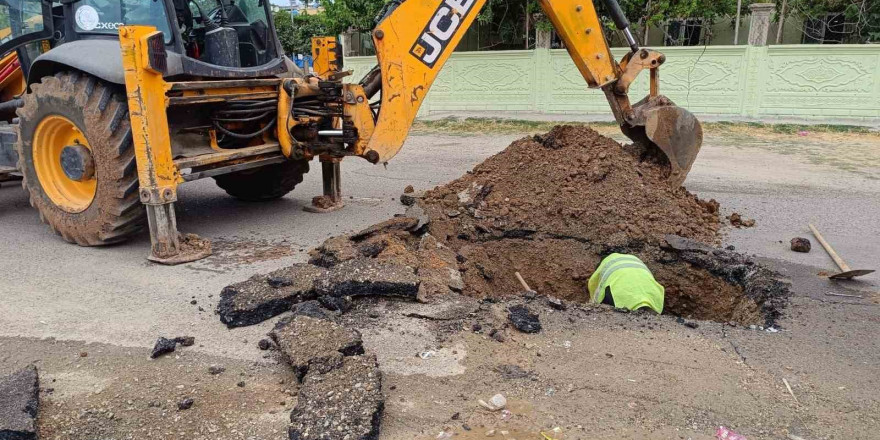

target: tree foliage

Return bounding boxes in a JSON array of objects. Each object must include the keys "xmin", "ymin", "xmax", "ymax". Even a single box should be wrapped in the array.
[
  {"xmin": 778, "ymin": 0, "xmax": 880, "ymax": 42},
  {"xmin": 318, "ymin": 0, "xmax": 387, "ymax": 35},
  {"xmin": 276, "ymin": 0, "xmax": 878, "ymax": 52},
  {"xmin": 274, "ymin": 10, "xmax": 329, "ymax": 55}
]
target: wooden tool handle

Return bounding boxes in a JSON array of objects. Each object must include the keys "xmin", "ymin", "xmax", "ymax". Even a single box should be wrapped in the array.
[
  {"xmin": 514, "ymin": 271, "xmax": 532, "ymax": 291},
  {"xmin": 809, "ymin": 224, "xmax": 851, "ymax": 272}
]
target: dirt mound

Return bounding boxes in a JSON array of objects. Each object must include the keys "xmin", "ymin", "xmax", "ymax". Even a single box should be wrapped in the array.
[
  {"xmin": 310, "ymin": 126, "xmax": 788, "ymax": 325},
  {"xmin": 422, "ymin": 125, "xmax": 720, "ymax": 246}
]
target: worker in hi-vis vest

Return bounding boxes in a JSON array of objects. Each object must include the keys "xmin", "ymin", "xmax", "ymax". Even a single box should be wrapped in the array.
[{"xmin": 588, "ymin": 253, "xmax": 665, "ymax": 313}]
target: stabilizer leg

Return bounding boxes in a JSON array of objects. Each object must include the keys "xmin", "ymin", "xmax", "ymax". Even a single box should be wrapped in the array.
[
  {"xmin": 304, "ymin": 157, "xmax": 344, "ymax": 213},
  {"xmin": 145, "ymin": 200, "xmax": 211, "ymax": 265}
]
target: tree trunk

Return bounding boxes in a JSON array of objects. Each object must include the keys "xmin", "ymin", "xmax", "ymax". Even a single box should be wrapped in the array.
[
  {"xmin": 734, "ymin": 0, "xmax": 742, "ymax": 44},
  {"xmin": 775, "ymin": 0, "xmax": 787, "ymax": 44}
]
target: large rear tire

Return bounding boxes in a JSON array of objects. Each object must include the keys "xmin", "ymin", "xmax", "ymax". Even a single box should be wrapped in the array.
[
  {"xmin": 213, "ymin": 160, "xmax": 309, "ymax": 201},
  {"xmin": 16, "ymin": 72, "xmax": 145, "ymax": 245}
]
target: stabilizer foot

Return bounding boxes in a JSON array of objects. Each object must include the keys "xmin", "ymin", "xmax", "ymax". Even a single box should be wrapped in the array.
[
  {"xmin": 146, "ymin": 202, "xmax": 212, "ymax": 265},
  {"xmin": 304, "ymin": 158, "xmax": 344, "ymax": 213}
]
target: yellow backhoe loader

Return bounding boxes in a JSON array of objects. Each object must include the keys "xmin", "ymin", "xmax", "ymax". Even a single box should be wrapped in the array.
[{"xmin": 0, "ymin": 0, "xmax": 701, "ymax": 264}]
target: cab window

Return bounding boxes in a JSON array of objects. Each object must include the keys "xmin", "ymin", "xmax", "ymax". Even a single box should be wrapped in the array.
[
  {"xmin": 0, "ymin": 0, "xmax": 45, "ymax": 45},
  {"xmin": 71, "ymin": 0, "xmax": 172, "ymax": 43}
]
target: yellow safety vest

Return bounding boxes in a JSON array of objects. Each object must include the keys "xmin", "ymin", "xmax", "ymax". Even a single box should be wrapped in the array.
[{"xmin": 588, "ymin": 253, "xmax": 664, "ymax": 314}]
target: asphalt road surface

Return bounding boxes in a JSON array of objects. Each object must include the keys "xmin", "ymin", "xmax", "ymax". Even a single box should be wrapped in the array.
[
  {"xmin": 2, "ymin": 127, "xmax": 879, "ymax": 439},
  {"xmin": 1, "ymin": 130, "xmax": 878, "ymax": 360}
]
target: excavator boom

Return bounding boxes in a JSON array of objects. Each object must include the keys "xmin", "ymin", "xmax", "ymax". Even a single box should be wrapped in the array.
[{"xmin": 359, "ymin": 0, "xmax": 703, "ymax": 185}]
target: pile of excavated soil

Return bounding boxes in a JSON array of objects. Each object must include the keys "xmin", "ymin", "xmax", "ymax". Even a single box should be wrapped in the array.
[
  {"xmin": 309, "ymin": 126, "xmax": 788, "ymax": 326},
  {"xmin": 422, "ymin": 125, "xmax": 721, "ymax": 246}
]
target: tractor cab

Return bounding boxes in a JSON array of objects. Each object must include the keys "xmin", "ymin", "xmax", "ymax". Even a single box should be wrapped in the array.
[{"xmin": 0, "ymin": 0, "xmax": 294, "ymax": 83}]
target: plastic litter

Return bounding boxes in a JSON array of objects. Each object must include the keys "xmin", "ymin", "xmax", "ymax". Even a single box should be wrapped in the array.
[
  {"xmin": 541, "ymin": 427, "xmax": 564, "ymax": 439},
  {"xmin": 418, "ymin": 350, "xmax": 436, "ymax": 359},
  {"xmin": 716, "ymin": 426, "xmax": 747, "ymax": 440}
]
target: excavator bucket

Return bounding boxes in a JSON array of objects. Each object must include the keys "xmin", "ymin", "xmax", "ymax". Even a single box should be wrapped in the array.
[{"xmin": 622, "ymin": 96, "xmax": 703, "ymax": 187}]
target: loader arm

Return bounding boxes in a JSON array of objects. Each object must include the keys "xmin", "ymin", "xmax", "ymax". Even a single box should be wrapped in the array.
[{"xmin": 359, "ymin": 0, "xmax": 702, "ymax": 185}]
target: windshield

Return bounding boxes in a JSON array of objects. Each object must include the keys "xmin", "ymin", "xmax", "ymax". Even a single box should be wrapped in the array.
[
  {"xmin": 0, "ymin": 0, "xmax": 45, "ymax": 45},
  {"xmin": 190, "ymin": 0, "xmax": 270, "ymax": 27},
  {"xmin": 72, "ymin": 0, "xmax": 172, "ymax": 43}
]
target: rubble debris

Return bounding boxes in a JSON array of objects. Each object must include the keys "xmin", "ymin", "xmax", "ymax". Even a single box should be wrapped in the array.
[
  {"xmin": 351, "ymin": 217, "xmax": 419, "ymax": 241},
  {"xmin": 508, "ymin": 305, "xmax": 542, "ymax": 333},
  {"xmin": 402, "ymin": 299, "xmax": 480, "ymax": 321},
  {"xmin": 288, "ymin": 355, "xmax": 384, "ymax": 440},
  {"xmin": 0, "ymin": 365, "xmax": 39, "ymax": 440},
  {"xmin": 308, "ymin": 235, "xmax": 362, "ymax": 267},
  {"xmin": 728, "ymin": 213, "xmax": 756, "ymax": 228},
  {"xmin": 319, "ymin": 295, "xmax": 352, "ymax": 313},
  {"xmin": 400, "ymin": 190, "xmax": 425, "ymax": 206},
  {"xmin": 405, "ymin": 204, "xmax": 431, "ymax": 231},
  {"xmin": 547, "ymin": 296, "xmax": 567, "ymax": 310},
  {"xmin": 292, "ymin": 300, "xmax": 332, "ymax": 320},
  {"xmin": 268, "ymin": 275, "xmax": 294, "ymax": 288},
  {"xmin": 270, "ymin": 315, "xmax": 364, "ymax": 382},
  {"xmin": 217, "ymin": 263, "xmax": 327, "ymax": 327},
  {"xmin": 478, "ymin": 394, "xmax": 507, "ymax": 411},
  {"xmin": 488, "ymin": 329, "xmax": 506, "ymax": 343},
  {"xmin": 676, "ymin": 316, "xmax": 699, "ymax": 329},
  {"xmin": 150, "ymin": 337, "xmax": 178, "ymax": 359},
  {"xmin": 314, "ymin": 259, "xmax": 420, "ymax": 300},
  {"xmin": 494, "ymin": 364, "xmax": 532, "ymax": 380},
  {"xmin": 177, "ymin": 398, "xmax": 194, "ymax": 411},
  {"xmin": 791, "ymin": 237, "xmax": 812, "ymax": 253},
  {"xmin": 174, "ymin": 336, "xmax": 195, "ymax": 347},
  {"xmin": 230, "ymin": 126, "xmax": 789, "ymax": 328}
]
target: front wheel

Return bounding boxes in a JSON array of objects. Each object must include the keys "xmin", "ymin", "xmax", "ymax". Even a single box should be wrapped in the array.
[{"xmin": 16, "ymin": 72, "xmax": 145, "ymax": 245}]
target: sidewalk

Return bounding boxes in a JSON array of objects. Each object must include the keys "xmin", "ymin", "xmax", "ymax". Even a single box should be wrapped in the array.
[{"xmin": 420, "ymin": 111, "xmax": 880, "ymax": 130}]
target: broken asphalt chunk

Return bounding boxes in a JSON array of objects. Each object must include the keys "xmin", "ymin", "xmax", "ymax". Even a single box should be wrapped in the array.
[
  {"xmin": 270, "ymin": 315, "xmax": 364, "ymax": 382},
  {"xmin": 150, "ymin": 337, "xmax": 177, "ymax": 359},
  {"xmin": 292, "ymin": 300, "xmax": 333, "ymax": 320},
  {"xmin": 318, "ymin": 295, "xmax": 352, "ymax": 313},
  {"xmin": 351, "ymin": 217, "xmax": 419, "ymax": 241},
  {"xmin": 218, "ymin": 263, "xmax": 327, "ymax": 328},
  {"xmin": 0, "ymin": 365, "xmax": 39, "ymax": 440},
  {"xmin": 404, "ymin": 203, "xmax": 430, "ymax": 231},
  {"xmin": 174, "ymin": 336, "xmax": 195, "ymax": 347},
  {"xmin": 547, "ymin": 296, "xmax": 567, "ymax": 310},
  {"xmin": 314, "ymin": 259, "xmax": 420, "ymax": 300},
  {"xmin": 508, "ymin": 305, "xmax": 542, "ymax": 333},
  {"xmin": 288, "ymin": 355, "xmax": 383, "ymax": 440},
  {"xmin": 400, "ymin": 190, "xmax": 425, "ymax": 206}
]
